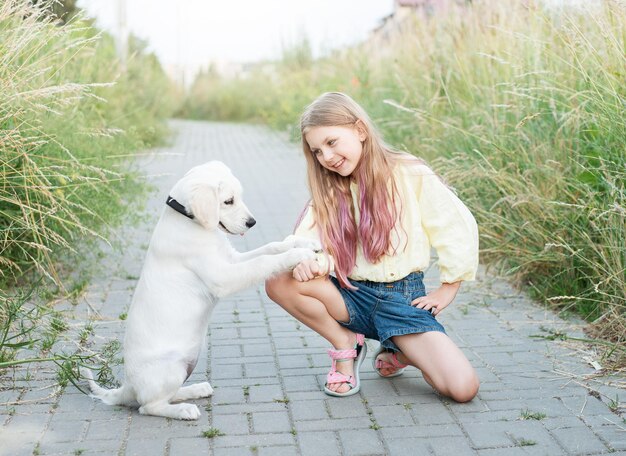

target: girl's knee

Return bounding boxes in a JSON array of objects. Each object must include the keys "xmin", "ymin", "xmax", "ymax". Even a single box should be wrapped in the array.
[
  {"xmin": 448, "ymin": 372, "xmax": 479, "ymax": 403},
  {"xmin": 265, "ymin": 272, "xmax": 295, "ymax": 302}
]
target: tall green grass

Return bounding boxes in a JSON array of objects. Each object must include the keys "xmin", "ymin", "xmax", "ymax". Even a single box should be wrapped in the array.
[
  {"xmin": 181, "ymin": 0, "xmax": 625, "ymax": 363},
  {"xmin": 1, "ymin": 1, "xmax": 175, "ymax": 286},
  {"xmin": 0, "ymin": 0, "xmax": 176, "ymax": 371}
]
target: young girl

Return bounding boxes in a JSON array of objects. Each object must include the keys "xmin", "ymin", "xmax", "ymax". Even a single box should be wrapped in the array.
[{"xmin": 265, "ymin": 92, "xmax": 479, "ymax": 401}]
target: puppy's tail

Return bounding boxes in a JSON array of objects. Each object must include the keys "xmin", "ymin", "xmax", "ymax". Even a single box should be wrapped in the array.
[{"xmin": 81, "ymin": 368, "xmax": 135, "ymax": 406}]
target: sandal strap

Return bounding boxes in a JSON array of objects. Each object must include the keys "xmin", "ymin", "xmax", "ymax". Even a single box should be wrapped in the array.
[
  {"xmin": 391, "ymin": 353, "xmax": 408, "ymax": 368},
  {"xmin": 375, "ymin": 352, "xmax": 408, "ymax": 369},
  {"xmin": 327, "ymin": 333, "xmax": 365, "ymax": 360},
  {"xmin": 326, "ymin": 370, "xmax": 355, "ymax": 387},
  {"xmin": 327, "ymin": 348, "xmax": 357, "ymax": 360}
]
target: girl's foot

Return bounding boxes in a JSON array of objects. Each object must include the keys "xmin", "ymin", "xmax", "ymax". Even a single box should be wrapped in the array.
[
  {"xmin": 326, "ymin": 358, "xmax": 354, "ymax": 394},
  {"xmin": 325, "ymin": 333, "xmax": 366, "ymax": 396},
  {"xmin": 373, "ymin": 348, "xmax": 409, "ymax": 378}
]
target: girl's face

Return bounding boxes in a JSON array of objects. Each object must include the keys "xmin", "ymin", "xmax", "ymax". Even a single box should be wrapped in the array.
[{"xmin": 305, "ymin": 124, "xmax": 367, "ymax": 177}]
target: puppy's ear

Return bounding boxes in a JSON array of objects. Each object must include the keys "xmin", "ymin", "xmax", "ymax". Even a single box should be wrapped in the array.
[{"xmin": 189, "ymin": 183, "xmax": 219, "ymax": 229}]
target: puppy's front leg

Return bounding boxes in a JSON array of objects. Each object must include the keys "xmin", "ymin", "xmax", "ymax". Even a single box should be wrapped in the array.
[
  {"xmin": 195, "ymin": 248, "xmax": 315, "ymax": 297},
  {"xmin": 232, "ymin": 241, "xmax": 291, "ymax": 262},
  {"xmin": 233, "ymin": 235, "xmax": 321, "ymax": 262}
]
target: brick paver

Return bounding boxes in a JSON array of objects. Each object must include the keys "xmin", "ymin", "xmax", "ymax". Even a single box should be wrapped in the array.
[{"xmin": 0, "ymin": 120, "xmax": 623, "ymax": 455}]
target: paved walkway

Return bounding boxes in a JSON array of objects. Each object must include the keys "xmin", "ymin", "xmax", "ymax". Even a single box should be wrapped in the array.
[{"xmin": 0, "ymin": 119, "xmax": 624, "ymax": 455}]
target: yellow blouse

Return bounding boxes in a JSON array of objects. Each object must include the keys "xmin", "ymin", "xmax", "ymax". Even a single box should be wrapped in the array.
[{"xmin": 294, "ymin": 163, "xmax": 479, "ymax": 284}]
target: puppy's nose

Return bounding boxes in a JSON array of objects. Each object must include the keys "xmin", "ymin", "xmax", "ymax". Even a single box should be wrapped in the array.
[{"xmin": 245, "ymin": 217, "xmax": 256, "ymax": 228}]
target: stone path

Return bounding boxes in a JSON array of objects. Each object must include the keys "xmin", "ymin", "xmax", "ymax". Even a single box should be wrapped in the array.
[{"xmin": 0, "ymin": 119, "xmax": 624, "ymax": 455}]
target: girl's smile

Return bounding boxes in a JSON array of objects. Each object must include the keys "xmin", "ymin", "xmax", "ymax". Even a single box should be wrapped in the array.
[
  {"xmin": 330, "ymin": 157, "xmax": 345, "ymax": 170},
  {"xmin": 305, "ymin": 124, "xmax": 367, "ymax": 177}
]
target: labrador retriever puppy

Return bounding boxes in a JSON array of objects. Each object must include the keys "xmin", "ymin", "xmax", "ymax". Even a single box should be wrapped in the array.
[{"xmin": 83, "ymin": 161, "xmax": 317, "ymax": 420}]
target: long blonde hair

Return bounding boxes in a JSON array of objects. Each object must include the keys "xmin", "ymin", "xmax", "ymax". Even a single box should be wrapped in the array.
[{"xmin": 300, "ymin": 92, "xmax": 413, "ymax": 288}]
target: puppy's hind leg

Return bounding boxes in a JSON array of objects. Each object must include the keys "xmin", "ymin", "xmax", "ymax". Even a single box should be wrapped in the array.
[
  {"xmin": 139, "ymin": 400, "xmax": 201, "ymax": 421},
  {"xmin": 171, "ymin": 382, "xmax": 213, "ymax": 402},
  {"xmin": 134, "ymin": 361, "xmax": 201, "ymax": 420}
]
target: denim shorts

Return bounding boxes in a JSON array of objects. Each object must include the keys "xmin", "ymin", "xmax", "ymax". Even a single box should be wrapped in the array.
[{"xmin": 330, "ymin": 271, "xmax": 446, "ymax": 352}]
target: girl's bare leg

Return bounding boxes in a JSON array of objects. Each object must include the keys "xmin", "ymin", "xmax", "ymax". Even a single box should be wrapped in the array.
[
  {"xmin": 265, "ymin": 272, "xmax": 356, "ymax": 394},
  {"xmin": 386, "ymin": 332, "xmax": 479, "ymax": 402}
]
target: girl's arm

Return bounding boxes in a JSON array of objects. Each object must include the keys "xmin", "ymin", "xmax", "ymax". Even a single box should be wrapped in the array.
[
  {"xmin": 411, "ymin": 281, "xmax": 461, "ymax": 316},
  {"xmin": 415, "ymin": 166, "xmax": 479, "ymax": 285},
  {"xmin": 292, "ymin": 203, "xmax": 335, "ymax": 280}
]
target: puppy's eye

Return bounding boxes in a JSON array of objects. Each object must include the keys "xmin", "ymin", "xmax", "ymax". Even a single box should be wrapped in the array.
[{"xmin": 224, "ymin": 197, "xmax": 234, "ymax": 205}]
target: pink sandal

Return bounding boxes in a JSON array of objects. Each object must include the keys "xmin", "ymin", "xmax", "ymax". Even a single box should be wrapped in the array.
[
  {"xmin": 373, "ymin": 345, "xmax": 408, "ymax": 378},
  {"xmin": 324, "ymin": 334, "xmax": 367, "ymax": 397}
]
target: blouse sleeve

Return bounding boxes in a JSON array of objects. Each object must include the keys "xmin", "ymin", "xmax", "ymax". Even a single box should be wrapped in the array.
[
  {"xmin": 415, "ymin": 166, "xmax": 479, "ymax": 283},
  {"xmin": 293, "ymin": 204, "xmax": 335, "ymax": 275}
]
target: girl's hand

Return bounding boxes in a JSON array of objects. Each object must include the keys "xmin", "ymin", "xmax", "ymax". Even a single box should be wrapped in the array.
[
  {"xmin": 411, "ymin": 282, "xmax": 461, "ymax": 316},
  {"xmin": 292, "ymin": 258, "xmax": 323, "ymax": 282}
]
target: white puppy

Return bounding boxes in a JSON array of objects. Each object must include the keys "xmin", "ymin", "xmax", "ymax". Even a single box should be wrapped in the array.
[{"xmin": 84, "ymin": 161, "xmax": 317, "ymax": 420}]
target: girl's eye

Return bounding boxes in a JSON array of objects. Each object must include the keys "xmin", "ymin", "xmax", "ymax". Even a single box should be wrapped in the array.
[
  {"xmin": 224, "ymin": 198, "xmax": 234, "ymax": 205},
  {"xmin": 328, "ymin": 139, "xmax": 336, "ymax": 146},
  {"xmin": 312, "ymin": 149, "xmax": 322, "ymax": 155}
]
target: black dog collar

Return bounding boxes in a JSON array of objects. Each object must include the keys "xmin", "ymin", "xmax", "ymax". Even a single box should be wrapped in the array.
[{"xmin": 166, "ymin": 196, "xmax": 194, "ymax": 219}]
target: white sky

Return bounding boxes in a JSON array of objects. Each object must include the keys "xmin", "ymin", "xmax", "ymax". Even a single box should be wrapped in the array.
[{"xmin": 77, "ymin": 0, "xmax": 395, "ymax": 66}]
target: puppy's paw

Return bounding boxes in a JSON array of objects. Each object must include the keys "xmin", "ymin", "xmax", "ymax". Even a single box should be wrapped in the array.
[
  {"xmin": 283, "ymin": 247, "xmax": 316, "ymax": 268},
  {"xmin": 138, "ymin": 402, "xmax": 201, "ymax": 420},
  {"xmin": 284, "ymin": 235, "xmax": 321, "ymax": 252},
  {"xmin": 177, "ymin": 403, "xmax": 201, "ymax": 420},
  {"xmin": 195, "ymin": 382, "xmax": 213, "ymax": 398}
]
